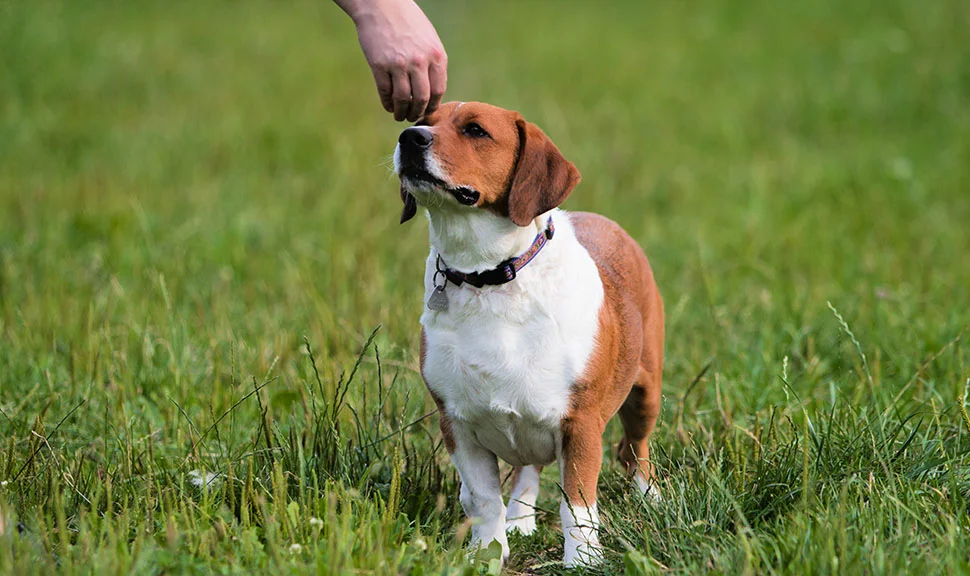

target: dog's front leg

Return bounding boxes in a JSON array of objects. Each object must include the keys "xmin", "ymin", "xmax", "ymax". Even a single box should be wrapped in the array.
[
  {"xmin": 559, "ymin": 416, "xmax": 606, "ymax": 567},
  {"xmin": 451, "ymin": 427, "xmax": 509, "ymax": 563}
]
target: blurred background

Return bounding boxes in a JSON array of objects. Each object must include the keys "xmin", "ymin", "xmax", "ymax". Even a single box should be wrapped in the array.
[{"xmin": 1, "ymin": 0, "xmax": 969, "ymax": 572}]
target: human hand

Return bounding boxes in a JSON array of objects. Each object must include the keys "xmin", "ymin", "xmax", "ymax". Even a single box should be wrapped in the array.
[{"xmin": 339, "ymin": 0, "xmax": 448, "ymax": 121}]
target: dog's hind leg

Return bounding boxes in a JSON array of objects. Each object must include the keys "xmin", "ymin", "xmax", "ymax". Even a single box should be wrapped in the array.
[
  {"xmin": 506, "ymin": 465, "xmax": 542, "ymax": 535},
  {"xmin": 617, "ymin": 369, "xmax": 661, "ymax": 497},
  {"xmin": 618, "ymin": 292, "xmax": 664, "ymax": 498}
]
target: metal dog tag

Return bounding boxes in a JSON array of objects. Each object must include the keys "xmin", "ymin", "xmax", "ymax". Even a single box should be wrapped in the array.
[{"xmin": 427, "ymin": 285, "xmax": 449, "ymax": 311}]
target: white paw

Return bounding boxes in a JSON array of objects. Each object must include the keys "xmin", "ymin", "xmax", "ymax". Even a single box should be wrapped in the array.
[
  {"xmin": 466, "ymin": 541, "xmax": 509, "ymax": 567},
  {"xmin": 505, "ymin": 513, "xmax": 537, "ymax": 535},
  {"xmin": 561, "ymin": 501, "xmax": 602, "ymax": 567},
  {"xmin": 563, "ymin": 534, "xmax": 603, "ymax": 567},
  {"xmin": 468, "ymin": 528, "xmax": 509, "ymax": 565},
  {"xmin": 635, "ymin": 474, "xmax": 662, "ymax": 502}
]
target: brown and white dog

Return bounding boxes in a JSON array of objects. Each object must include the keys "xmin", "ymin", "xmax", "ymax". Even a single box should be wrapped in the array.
[{"xmin": 394, "ymin": 102, "xmax": 663, "ymax": 567}]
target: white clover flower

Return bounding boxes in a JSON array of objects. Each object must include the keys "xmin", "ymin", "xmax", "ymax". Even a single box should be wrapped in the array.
[
  {"xmin": 309, "ymin": 517, "xmax": 324, "ymax": 528},
  {"xmin": 414, "ymin": 538, "xmax": 428, "ymax": 551},
  {"xmin": 0, "ymin": 480, "xmax": 8, "ymax": 488},
  {"xmin": 289, "ymin": 543, "xmax": 303, "ymax": 554}
]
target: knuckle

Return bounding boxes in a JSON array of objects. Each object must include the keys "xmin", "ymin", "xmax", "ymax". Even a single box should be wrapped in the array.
[{"xmin": 374, "ymin": 52, "xmax": 393, "ymax": 67}]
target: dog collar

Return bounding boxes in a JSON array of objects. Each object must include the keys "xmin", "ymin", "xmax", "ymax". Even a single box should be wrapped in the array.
[{"xmin": 438, "ymin": 217, "xmax": 555, "ymax": 289}]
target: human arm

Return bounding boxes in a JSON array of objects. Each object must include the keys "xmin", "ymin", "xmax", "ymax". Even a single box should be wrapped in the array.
[{"xmin": 334, "ymin": 0, "xmax": 448, "ymax": 121}]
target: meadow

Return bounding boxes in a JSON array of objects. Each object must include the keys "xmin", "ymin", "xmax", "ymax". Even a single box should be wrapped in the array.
[{"xmin": 1, "ymin": 0, "xmax": 969, "ymax": 573}]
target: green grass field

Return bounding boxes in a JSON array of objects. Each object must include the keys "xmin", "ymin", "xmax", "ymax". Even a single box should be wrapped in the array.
[{"xmin": 2, "ymin": 0, "xmax": 969, "ymax": 573}]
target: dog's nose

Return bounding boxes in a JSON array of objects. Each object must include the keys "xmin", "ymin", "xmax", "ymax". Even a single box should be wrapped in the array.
[{"xmin": 399, "ymin": 127, "xmax": 433, "ymax": 149}]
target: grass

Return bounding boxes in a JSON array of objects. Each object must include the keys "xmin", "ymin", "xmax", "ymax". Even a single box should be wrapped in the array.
[{"xmin": 1, "ymin": 0, "xmax": 969, "ymax": 573}]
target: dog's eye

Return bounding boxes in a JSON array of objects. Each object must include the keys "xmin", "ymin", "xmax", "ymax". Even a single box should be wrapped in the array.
[{"xmin": 462, "ymin": 123, "xmax": 489, "ymax": 139}]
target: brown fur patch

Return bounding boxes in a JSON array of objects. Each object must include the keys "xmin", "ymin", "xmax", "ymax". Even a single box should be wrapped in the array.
[
  {"xmin": 414, "ymin": 102, "xmax": 579, "ymax": 224},
  {"xmin": 419, "ymin": 102, "xmax": 520, "ymax": 209},
  {"xmin": 506, "ymin": 118, "xmax": 581, "ymax": 226},
  {"xmin": 560, "ymin": 212, "xmax": 664, "ymax": 504}
]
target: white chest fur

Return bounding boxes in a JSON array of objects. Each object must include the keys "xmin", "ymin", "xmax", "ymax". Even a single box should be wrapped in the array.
[{"xmin": 420, "ymin": 210, "xmax": 604, "ymax": 466}]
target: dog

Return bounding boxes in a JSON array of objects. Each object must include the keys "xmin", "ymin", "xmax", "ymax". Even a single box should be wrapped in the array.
[{"xmin": 394, "ymin": 101, "xmax": 664, "ymax": 567}]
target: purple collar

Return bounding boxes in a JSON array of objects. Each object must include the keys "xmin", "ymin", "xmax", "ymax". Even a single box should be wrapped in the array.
[{"xmin": 437, "ymin": 217, "xmax": 555, "ymax": 288}]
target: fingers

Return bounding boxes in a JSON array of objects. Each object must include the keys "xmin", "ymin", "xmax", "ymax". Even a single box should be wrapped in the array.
[
  {"xmin": 427, "ymin": 59, "xmax": 447, "ymax": 114},
  {"xmin": 372, "ymin": 49, "xmax": 446, "ymax": 122},
  {"xmin": 372, "ymin": 68, "xmax": 394, "ymax": 113},
  {"xmin": 407, "ymin": 67, "xmax": 431, "ymax": 122},
  {"xmin": 390, "ymin": 68, "xmax": 411, "ymax": 122}
]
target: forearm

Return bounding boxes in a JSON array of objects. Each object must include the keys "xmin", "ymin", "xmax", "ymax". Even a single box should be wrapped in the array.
[{"xmin": 333, "ymin": 0, "xmax": 394, "ymax": 25}]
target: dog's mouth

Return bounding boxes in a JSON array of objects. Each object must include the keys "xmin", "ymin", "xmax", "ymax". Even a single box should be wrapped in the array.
[
  {"xmin": 401, "ymin": 166, "xmax": 446, "ymax": 187},
  {"xmin": 400, "ymin": 167, "xmax": 481, "ymax": 206}
]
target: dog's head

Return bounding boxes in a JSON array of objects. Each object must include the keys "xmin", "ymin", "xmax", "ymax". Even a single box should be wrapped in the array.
[{"xmin": 394, "ymin": 102, "xmax": 581, "ymax": 226}]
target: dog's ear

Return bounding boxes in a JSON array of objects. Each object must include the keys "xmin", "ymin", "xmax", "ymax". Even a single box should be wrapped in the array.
[
  {"xmin": 400, "ymin": 183, "xmax": 417, "ymax": 224},
  {"xmin": 507, "ymin": 117, "xmax": 581, "ymax": 227}
]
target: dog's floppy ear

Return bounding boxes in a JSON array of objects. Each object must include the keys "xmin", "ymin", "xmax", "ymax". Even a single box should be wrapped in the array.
[
  {"xmin": 507, "ymin": 116, "xmax": 581, "ymax": 227},
  {"xmin": 400, "ymin": 183, "xmax": 417, "ymax": 224}
]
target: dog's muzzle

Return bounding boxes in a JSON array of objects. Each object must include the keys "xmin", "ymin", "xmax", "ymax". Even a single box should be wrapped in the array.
[{"xmin": 397, "ymin": 127, "xmax": 480, "ymax": 206}]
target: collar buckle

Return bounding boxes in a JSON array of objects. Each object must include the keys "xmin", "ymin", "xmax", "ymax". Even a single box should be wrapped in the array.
[{"xmin": 500, "ymin": 262, "xmax": 517, "ymax": 282}]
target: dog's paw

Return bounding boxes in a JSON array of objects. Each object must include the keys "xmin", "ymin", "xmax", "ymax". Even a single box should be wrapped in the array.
[
  {"xmin": 635, "ymin": 474, "xmax": 662, "ymax": 502},
  {"xmin": 467, "ymin": 534, "xmax": 509, "ymax": 567},
  {"xmin": 561, "ymin": 502, "xmax": 602, "ymax": 568},
  {"xmin": 563, "ymin": 536, "xmax": 603, "ymax": 568}
]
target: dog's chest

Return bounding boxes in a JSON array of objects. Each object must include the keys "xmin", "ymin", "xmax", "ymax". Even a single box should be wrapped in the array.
[
  {"xmin": 424, "ymin": 308, "xmax": 572, "ymax": 465},
  {"xmin": 421, "ymin": 231, "xmax": 603, "ymax": 466}
]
